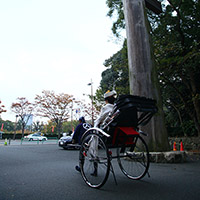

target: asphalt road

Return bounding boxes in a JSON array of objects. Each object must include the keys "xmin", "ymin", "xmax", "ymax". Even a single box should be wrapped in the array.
[{"xmin": 0, "ymin": 144, "xmax": 200, "ymax": 200}]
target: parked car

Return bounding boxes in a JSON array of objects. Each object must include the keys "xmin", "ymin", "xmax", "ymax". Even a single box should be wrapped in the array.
[
  {"xmin": 24, "ymin": 133, "xmax": 48, "ymax": 141},
  {"xmin": 58, "ymin": 132, "xmax": 80, "ymax": 150}
]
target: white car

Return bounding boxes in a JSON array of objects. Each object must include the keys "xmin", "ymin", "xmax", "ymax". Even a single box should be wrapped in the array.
[
  {"xmin": 24, "ymin": 133, "xmax": 48, "ymax": 141},
  {"xmin": 58, "ymin": 132, "xmax": 80, "ymax": 149}
]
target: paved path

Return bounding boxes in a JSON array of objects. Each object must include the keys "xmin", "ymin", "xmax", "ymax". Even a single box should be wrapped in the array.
[
  {"xmin": 0, "ymin": 139, "xmax": 58, "ymax": 146},
  {"xmin": 0, "ymin": 144, "xmax": 200, "ymax": 200}
]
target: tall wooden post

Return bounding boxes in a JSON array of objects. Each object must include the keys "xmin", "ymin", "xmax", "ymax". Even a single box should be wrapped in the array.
[{"xmin": 123, "ymin": 0, "xmax": 169, "ymax": 151}]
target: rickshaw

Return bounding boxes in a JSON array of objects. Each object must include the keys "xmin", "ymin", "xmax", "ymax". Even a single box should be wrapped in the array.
[{"xmin": 78, "ymin": 95, "xmax": 158, "ymax": 188}]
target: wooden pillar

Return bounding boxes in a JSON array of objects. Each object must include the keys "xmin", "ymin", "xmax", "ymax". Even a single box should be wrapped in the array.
[
  {"xmin": 123, "ymin": 0, "xmax": 169, "ymax": 151},
  {"xmin": 123, "ymin": 0, "xmax": 154, "ymax": 97}
]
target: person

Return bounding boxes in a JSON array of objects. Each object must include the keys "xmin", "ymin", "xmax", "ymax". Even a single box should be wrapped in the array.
[
  {"xmin": 75, "ymin": 90, "xmax": 117, "ymax": 175},
  {"xmin": 73, "ymin": 117, "xmax": 92, "ymax": 173},
  {"xmin": 94, "ymin": 90, "xmax": 117, "ymax": 127},
  {"xmin": 72, "ymin": 116, "xmax": 91, "ymax": 145}
]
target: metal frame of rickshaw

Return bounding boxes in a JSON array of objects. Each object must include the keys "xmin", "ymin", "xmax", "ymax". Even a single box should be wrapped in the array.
[{"xmin": 78, "ymin": 95, "xmax": 157, "ymax": 189}]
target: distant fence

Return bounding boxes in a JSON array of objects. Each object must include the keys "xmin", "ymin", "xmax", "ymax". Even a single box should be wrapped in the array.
[
  {"xmin": 1, "ymin": 133, "xmax": 59, "ymax": 140},
  {"xmin": 20, "ymin": 137, "xmax": 58, "ymax": 145}
]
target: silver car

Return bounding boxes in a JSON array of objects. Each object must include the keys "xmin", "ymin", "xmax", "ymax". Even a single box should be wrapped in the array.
[{"xmin": 24, "ymin": 133, "xmax": 48, "ymax": 141}]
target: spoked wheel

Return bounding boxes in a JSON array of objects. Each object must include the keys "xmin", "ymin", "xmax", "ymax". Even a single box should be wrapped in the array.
[
  {"xmin": 79, "ymin": 132, "xmax": 111, "ymax": 188},
  {"xmin": 117, "ymin": 135, "xmax": 149, "ymax": 180}
]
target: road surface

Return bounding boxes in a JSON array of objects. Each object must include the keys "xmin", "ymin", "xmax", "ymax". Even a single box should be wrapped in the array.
[{"xmin": 0, "ymin": 144, "xmax": 200, "ymax": 200}]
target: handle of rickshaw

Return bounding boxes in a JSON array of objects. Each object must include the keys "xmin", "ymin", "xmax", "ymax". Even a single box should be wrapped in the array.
[{"xmin": 87, "ymin": 127, "xmax": 110, "ymax": 138}]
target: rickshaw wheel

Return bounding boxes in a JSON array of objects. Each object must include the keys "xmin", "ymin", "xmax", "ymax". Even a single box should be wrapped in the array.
[
  {"xmin": 79, "ymin": 132, "xmax": 111, "ymax": 188},
  {"xmin": 117, "ymin": 135, "xmax": 150, "ymax": 180}
]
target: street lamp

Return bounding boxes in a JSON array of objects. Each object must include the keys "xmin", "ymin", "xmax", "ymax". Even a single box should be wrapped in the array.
[
  {"xmin": 71, "ymin": 98, "xmax": 75, "ymax": 132},
  {"xmin": 88, "ymin": 79, "xmax": 94, "ymax": 126}
]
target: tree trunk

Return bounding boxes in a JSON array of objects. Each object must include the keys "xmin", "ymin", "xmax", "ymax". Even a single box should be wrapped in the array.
[
  {"xmin": 22, "ymin": 124, "xmax": 25, "ymax": 138},
  {"xmin": 57, "ymin": 121, "xmax": 63, "ymax": 139},
  {"xmin": 189, "ymin": 71, "xmax": 200, "ymax": 136},
  {"xmin": 123, "ymin": 0, "xmax": 169, "ymax": 151}
]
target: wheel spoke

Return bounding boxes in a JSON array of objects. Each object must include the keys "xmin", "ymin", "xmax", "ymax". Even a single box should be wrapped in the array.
[
  {"xmin": 117, "ymin": 135, "xmax": 149, "ymax": 180},
  {"xmin": 79, "ymin": 133, "xmax": 110, "ymax": 188}
]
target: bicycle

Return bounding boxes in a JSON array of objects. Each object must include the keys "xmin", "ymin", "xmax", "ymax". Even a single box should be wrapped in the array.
[{"xmin": 78, "ymin": 95, "xmax": 157, "ymax": 188}]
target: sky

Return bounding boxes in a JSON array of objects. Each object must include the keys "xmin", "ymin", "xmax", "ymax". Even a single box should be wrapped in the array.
[{"xmin": 0, "ymin": 0, "xmax": 122, "ymax": 122}]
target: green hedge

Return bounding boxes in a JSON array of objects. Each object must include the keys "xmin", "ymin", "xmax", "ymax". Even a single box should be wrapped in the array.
[
  {"xmin": 1, "ymin": 133, "xmax": 58, "ymax": 139},
  {"xmin": 1, "ymin": 133, "xmax": 28, "ymax": 139}
]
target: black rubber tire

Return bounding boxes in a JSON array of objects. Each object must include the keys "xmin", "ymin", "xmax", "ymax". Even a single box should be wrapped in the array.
[
  {"xmin": 79, "ymin": 132, "xmax": 110, "ymax": 188},
  {"xmin": 117, "ymin": 135, "xmax": 150, "ymax": 180}
]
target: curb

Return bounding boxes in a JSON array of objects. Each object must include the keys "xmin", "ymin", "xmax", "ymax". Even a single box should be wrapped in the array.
[
  {"xmin": 149, "ymin": 151, "xmax": 200, "ymax": 163},
  {"xmin": 149, "ymin": 151, "xmax": 187, "ymax": 163}
]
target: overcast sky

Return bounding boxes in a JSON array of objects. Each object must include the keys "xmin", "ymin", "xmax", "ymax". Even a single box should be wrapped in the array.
[{"xmin": 0, "ymin": 0, "xmax": 122, "ymax": 122}]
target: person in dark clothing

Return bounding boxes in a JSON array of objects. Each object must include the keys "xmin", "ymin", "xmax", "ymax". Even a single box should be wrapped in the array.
[
  {"xmin": 72, "ymin": 116, "xmax": 91, "ymax": 145},
  {"xmin": 73, "ymin": 116, "xmax": 91, "ymax": 173}
]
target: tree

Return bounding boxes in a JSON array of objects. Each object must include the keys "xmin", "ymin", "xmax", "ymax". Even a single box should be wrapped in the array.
[
  {"xmin": 11, "ymin": 97, "xmax": 34, "ymax": 138},
  {"xmin": 74, "ymin": 98, "xmax": 100, "ymax": 124},
  {"xmin": 32, "ymin": 121, "xmax": 45, "ymax": 132},
  {"xmin": 104, "ymin": 0, "xmax": 200, "ymax": 139},
  {"xmin": 106, "ymin": 0, "xmax": 125, "ymax": 38},
  {"xmin": 44, "ymin": 120, "xmax": 57, "ymax": 135},
  {"xmin": 103, "ymin": 40, "xmax": 129, "ymax": 94},
  {"xmin": 34, "ymin": 90, "xmax": 73, "ymax": 138},
  {"xmin": 104, "ymin": 0, "xmax": 169, "ymax": 151},
  {"xmin": 62, "ymin": 120, "xmax": 79, "ymax": 133},
  {"xmin": 95, "ymin": 40, "xmax": 129, "ymax": 104},
  {"xmin": 152, "ymin": 0, "xmax": 200, "ymax": 136},
  {"xmin": 0, "ymin": 100, "xmax": 6, "ymax": 115},
  {"xmin": 0, "ymin": 118, "xmax": 15, "ymax": 132}
]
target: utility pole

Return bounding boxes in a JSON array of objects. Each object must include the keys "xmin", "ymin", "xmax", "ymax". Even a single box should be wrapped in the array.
[
  {"xmin": 88, "ymin": 79, "xmax": 94, "ymax": 126},
  {"xmin": 123, "ymin": 0, "xmax": 169, "ymax": 151},
  {"xmin": 71, "ymin": 98, "xmax": 75, "ymax": 132}
]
